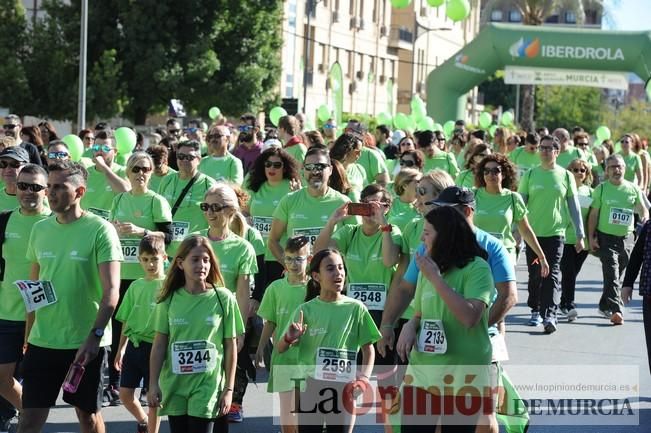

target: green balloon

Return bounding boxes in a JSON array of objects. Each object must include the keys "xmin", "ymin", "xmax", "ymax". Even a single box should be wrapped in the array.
[
  {"xmin": 406, "ymin": 115, "xmax": 417, "ymax": 132},
  {"xmin": 317, "ymin": 104, "xmax": 331, "ymax": 122},
  {"xmin": 394, "ymin": 113, "xmax": 409, "ymax": 130},
  {"xmin": 62, "ymin": 134, "xmax": 84, "ymax": 162},
  {"xmin": 417, "ymin": 116, "xmax": 435, "ymax": 131},
  {"xmin": 432, "ymin": 123, "xmax": 443, "ymax": 133},
  {"xmin": 443, "ymin": 120, "xmax": 455, "ymax": 137},
  {"xmin": 115, "ymin": 127, "xmax": 137, "ymax": 155},
  {"xmin": 595, "ymin": 125, "xmax": 611, "ymax": 141},
  {"xmin": 208, "ymin": 106, "xmax": 221, "ymax": 120},
  {"xmin": 269, "ymin": 106, "xmax": 288, "ymax": 127},
  {"xmin": 410, "ymin": 95, "xmax": 426, "ymax": 119},
  {"xmin": 501, "ymin": 111, "xmax": 514, "ymax": 127},
  {"xmin": 377, "ymin": 112, "xmax": 393, "ymax": 126},
  {"xmin": 391, "ymin": 0, "xmax": 412, "ymax": 9},
  {"xmin": 479, "ymin": 112, "xmax": 492, "ymax": 129},
  {"xmin": 446, "ymin": 0, "xmax": 471, "ymax": 22},
  {"xmin": 489, "ymin": 125, "xmax": 498, "ymax": 137},
  {"xmin": 427, "ymin": 0, "xmax": 444, "ymax": 6}
]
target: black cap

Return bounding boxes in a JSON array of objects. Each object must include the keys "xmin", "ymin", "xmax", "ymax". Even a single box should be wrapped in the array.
[
  {"xmin": 427, "ymin": 186, "xmax": 475, "ymax": 208},
  {"xmin": 0, "ymin": 146, "xmax": 29, "ymax": 163}
]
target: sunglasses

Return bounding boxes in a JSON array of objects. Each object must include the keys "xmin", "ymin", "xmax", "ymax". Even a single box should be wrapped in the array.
[
  {"xmin": 417, "ymin": 186, "xmax": 428, "ymax": 196},
  {"xmin": 177, "ymin": 153, "xmax": 199, "ymax": 161},
  {"xmin": 571, "ymin": 168, "xmax": 587, "ymax": 174},
  {"xmin": 399, "ymin": 159, "xmax": 415, "ymax": 167},
  {"xmin": 2, "ymin": 124, "xmax": 17, "ymax": 130},
  {"xmin": 238, "ymin": 125, "xmax": 253, "ymax": 132},
  {"xmin": 483, "ymin": 167, "xmax": 502, "ymax": 176},
  {"xmin": 0, "ymin": 160, "xmax": 22, "ymax": 169},
  {"xmin": 576, "ymin": 142, "xmax": 589, "ymax": 146},
  {"xmin": 304, "ymin": 163, "xmax": 330, "ymax": 172},
  {"xmin": 83, "ymin": 136, "xmax": 95, "ymax": 141},
  {"xmin": 323, "ymin": 124, "xmax": 336, "ymax": 129},
  {"xmin": 284, "ymin": 256, "xmax": 308, "ymax": 264},
  {"xmin": 91, "ymin": 144, "xmax": 112, "ymax": 153},
  {"xmin": 169, "ymin": 129, "xmax": 180, "ymax": 134},
  {"xmin": 17, "ymin": 182, "xmax": 46, "ymax": 192},
  {"xmin": 199, "ymin": 202, "xmax": 229, "ymax": 213},
  {"xmin": 264, "ymin": 161, "xmax": 283, "ymax": 169},
  {"xmin": 131, "ymin": 166, "xmax": 152, "ymax": 174},
  {"xmin": 48, "ymin": 151, "xmax": 69, "ymax": 160}
]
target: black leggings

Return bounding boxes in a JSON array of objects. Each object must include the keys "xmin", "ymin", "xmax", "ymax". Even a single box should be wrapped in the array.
[{"xmin": 168, "ymin": 414, "xmax": 228, "ymax": 433}]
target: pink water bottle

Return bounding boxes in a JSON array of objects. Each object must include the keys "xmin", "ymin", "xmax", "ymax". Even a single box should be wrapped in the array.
[{"xmin": 62, "ymin": 363, "xmax": 85, "ymax": 393}]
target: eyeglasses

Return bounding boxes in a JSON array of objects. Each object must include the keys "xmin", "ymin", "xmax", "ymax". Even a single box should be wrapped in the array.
[
  {"xmin": 399, "ymin": 159, "xmax": 415, "ymax": 167},
  {"xmin": 571, "ymin": 168, "xmax": 587, "ymax": 174},
  {"xmin": 576, "ymin": 142, "xmax": 589, "ymax": 146},
  {"xmin": 177, "ymin": 153, "xmax": 199, "ymax": 161},
  {"xmin": 131, "ymin": 166, "xmax": 152, "ymax": 174},
  {"xmin": 417, "ymin": 186, "xmax": 428, "ymax": 196},
  {"xmin": 91, "ymin": 144, "xmax": 112, "ymax": 153},
  {"xmin": 2, "ymin": 124, "xmax": 17, "ymax": 130},
  {"xmin": 0, "ymin": 160, "xmax": 22, "ymax": 169},
  {"xmin": 238, "ymin": 125, "xmax": 253, "ymax": 132},
  {"xmin": 304, "ymin": 163, "xmax": 330, "ymax": 172},
  {"xmin": 265, "ymin": 161, "xmax": 283, "ymax": 169},
  {"xmin": 284, "ymin": 256, "xmax": 308, "ymax": 264},
  {"xmin": 83, "ymin": 136, "xmax": 95, "ymax": 141},
  {"xmin": 48, "ymin": 151, "xmax": 69, "ymax": 159},
  {"xmin": 483, "ymin": 167, "xmax": 502, "ymax": 176},
  {"xmin": 17, "ymin": 182, "xmax": 46, "ymax": 192},
  {"xmin": 199, "ymin": 202, "xmax": 229, "ymax": 212},
  {"xmin": 539, "ymin": 146, "xmax": 555, "ymax": 152}
]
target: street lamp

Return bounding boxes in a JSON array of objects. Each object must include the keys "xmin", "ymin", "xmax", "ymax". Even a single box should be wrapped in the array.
[{"xmin": 410, "ymin": 15, "xmax": 452, "ymax": 97}]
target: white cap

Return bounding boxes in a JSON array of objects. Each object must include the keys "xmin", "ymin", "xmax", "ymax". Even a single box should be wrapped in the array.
[
  {"xmin": 261, "ymin": 138, "xmax": 282, "ymax": 152},
  {"xmin": 391, "ymin": 130, "xmax": 406, "ymax": 146}
]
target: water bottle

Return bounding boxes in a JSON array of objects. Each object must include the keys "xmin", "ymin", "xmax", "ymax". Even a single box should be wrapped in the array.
[{"xmin": 62, "ymin": 362, "xmax": 85, "ymax": 393}]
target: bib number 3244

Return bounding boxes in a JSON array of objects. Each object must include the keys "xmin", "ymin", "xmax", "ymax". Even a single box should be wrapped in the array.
[{"xmin": 172, "ymin": 340, "xmax": 217, "ymax": 374}]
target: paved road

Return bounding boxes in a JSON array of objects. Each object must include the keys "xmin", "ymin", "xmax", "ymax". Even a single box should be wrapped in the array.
[{"xmin": 18, "ymin": 254, "xmax": 651, "ymax": 432}]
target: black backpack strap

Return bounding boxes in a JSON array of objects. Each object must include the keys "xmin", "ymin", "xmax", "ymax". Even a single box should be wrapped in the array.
[
  {"xmin": 171, "ymin": 173, "xmax": 200, "ymax": 217},
  {"xmin": 0, "ymin": 210, "xmax": 14, "ymax": 281}
]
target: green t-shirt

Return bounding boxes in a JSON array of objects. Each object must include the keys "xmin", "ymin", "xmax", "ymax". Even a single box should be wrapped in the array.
[
  {"xmin": 385, "ymin": 159, "xmax": 398, "ymax": 180},
  {"xmin": 26, "ymin": 213, "xmax": 123, "ymax": 349},
  {"xmin": 158, "ymin": 172, "xmax": 217, "ymax": 258},
  {"xmin": 556, "ymin": 146, "xmax": 585, "ymax": 169},
  {"xmin": 358, "ymin": 146, "xmax": 388, "ymax": 185},
  {"xmin": 346, "ymin": 163, "xmax": 367, "ymax": 202},
  {"xmin": 423, "ymin": 151, "xmax": 459, "ymax": 178},
  {"xmin": 283, "ymin": 296, "xmax": 381, "ymax": 385},
  {"xmin": 244, "ymin": 224, "xmax": 265, "ymax": 256},
  {"xmin": 565, "ymin": 185, "xmax": 593, "ymax": 245},
  {"xmin": 508, "ymin": 147, "xmax": 540, "ymax": 181},
  {"xmin": 198, "ymin": 231, "xmax": 258, "ymax": 294},
  {"xmin": 285, "ymin": 143, "xmax": 308, "ymax": 166},
  {"xmin": 115, "ymin": 277, "xmax": 163, "ymax": 345},
  {"xmin": 81, "ymin": 164, "xmax": 127, "ymax": 220},
  {"xmin": 518, "ymin": 165, "xmax": 577, "ymax": 237},
  {"xmin": 110, "ymin": 191, "xmax": 173, "ymax": 280},
  {"xmin": 403, "ymin": 217, "xmax": 424, "ymax": 257},
  {"xmin": 455, "ymin": 169, "xmax": 475, "ymax": 189},
  {"xmin": 332, "ymin": 224, "xmax": 407, "ymax": 314},
  {"xmin": 248, "ymin": 180, "xmax": 293, "ymax": 261},
  {"xmin": 272, "ymin": 187, "xmax": 352, "ymax": 251},
  {"xmin": 473, "ymin": 188, "xmax": 527, "ymax": 255},
  {"xmin": 149, "ymin": 168, "xmax": 177, "ymax": 194},
  {"xmin": 198, "ymin": 153, "xmax": 244, "ymax": 185},
  {"xmin": 258, "ymin": 276, "xmax": 306, "ymax": 392},
  {"xmin": 152, "ymin": 287, "xmax": 243, "ymax": 418},
  {"xmin": 0, "ymin": 189, "xmax": 17, "ymax": 212},
  {"xmin": 0, "ymin": 208, "xmax": 51, "ymax": 321},
  {"xmin": 407, "ymin": 258, "xmax": 493, "ymax": 389},
  {"xmin": 620, "ymin": 152, "xmax": 642, "ymax": 183},
  {"xmin": 387, "ymin": 198, "xmax": 419, "ymax": 233},
  {"xmin": 592, "ymin": 180, "xmax": 643, "ymax": 237}
]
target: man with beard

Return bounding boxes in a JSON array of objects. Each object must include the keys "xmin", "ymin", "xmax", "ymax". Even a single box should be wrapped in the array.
[{"xmin": 232, "ymin": 113, "xmax": 262, "ymax": 174}]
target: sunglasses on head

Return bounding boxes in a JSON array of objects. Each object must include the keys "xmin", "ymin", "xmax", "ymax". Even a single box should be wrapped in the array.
[
  {"xmin": 91, "ymin": 144, "xmax": 112, "ymax": 153},
  {"xmin": 304, "ymin": 163, "xmax": 330, "ymax": 172},
  {"xmin": 17, "ymin": 182, "xmax": 46, "ymax": 192},
  {"xmin": 48, "ymin": 151, "xmax": 69, "ymax": 160},
  {"xmin": 199, "ymin": 202, "xmax": 229, "ymax": 212},
  {"xmin": 264, "ymin": 161, "xmax": 283, "ymax": 169},
  {"xmin": 571, "ymin": 168, "xmax": 586, "ymax": 173},
  {"xmin": 0, "ymin": 160, "xmax": 22, "ymax": 169},
  {"xmin": 177, "ymin": 153, "xmax": 198, "ymax": 161},
  {"xmin": 399, "ymin": 159, "xmax": 415, "ymax": 167},
  {"xmin": 131, "ymin": 166, "xmax": 152, "ymax": 174},
  {"xmin": 483, "ymin": 167, "xmax": 502, "ymax": 176}
]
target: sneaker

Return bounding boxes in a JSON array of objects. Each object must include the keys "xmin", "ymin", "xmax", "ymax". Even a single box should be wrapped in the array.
[
  {"xmin": 543, "ymin": 318, "xmax": 558, "ymax": 334},
  {"xmin": 566, "ymin": 308, "xmax": 578, "ymax": 322},
  {"xmin": 558, "ymin": 307, "xmax": 568, "ymax": 316},
  {"xmin": 528, "ymin": 311, "xmax": 543, "ymax": 326},
  {"xmin": 136, "ymin": 422, "xmax": 148, "ymax": 433},
  {"xmin": 227, "ymin": 403, "xmax": 243, "ymax": 423},
  {"xmin": 598, "ymin": 309, "xmax": 613, "ymax": 319},
  {"xmin": 610, "ymin": 312, "xmax": 624, "ymax": 325},
  {"xmin": 139, "ymin": 388, "xmax": 148, "ymax": 407},
  {"xmin": 104, "ymin": 386, "xmax": 121, "ymax": 407}
]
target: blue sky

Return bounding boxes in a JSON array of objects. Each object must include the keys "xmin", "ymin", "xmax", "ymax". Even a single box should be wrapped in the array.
[{"xmin": 603, "ymin": 0, "xmax": 651, "ymax": 30}]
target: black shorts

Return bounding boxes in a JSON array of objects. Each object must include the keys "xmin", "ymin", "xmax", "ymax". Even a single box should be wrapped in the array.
[
  {"xmin": 120, "ymin": 341, "xmax": 152, "ymax": 389},
  {"xmin": 0, "ymin": 319, "xmax": 25, "ymax": 364},
  {"xmin": 21, "ymin": 344, "xmax": 105, "ymax": 413}
]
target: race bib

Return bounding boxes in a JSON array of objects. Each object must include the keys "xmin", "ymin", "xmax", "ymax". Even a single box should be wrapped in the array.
[
  {"xmin": 88, "ymin": 207, "xmax": 110, "ymax": 220},
  {"xmin": 253, "ymin": 216, "xmax": 273, "ymax": 237},
  {"xmin": 608, "ymin": 207, "xmax": 633, "ymax": 226},
  {"xmin": 348, "ymin": 283, "xmax": 386, "ymax": 310},
  {"xmin": 171, "ymin": 221, "xmax": 190, "ymax": 241},
  {"xmin": 171, "ymin": 340, "xmax": 217, "ymax": 374},
  {"xmin": 293, "ymin": 227, "xmax": 322, "ymax": 247},
  {"xmin": 15, "ymin": 280, "xmax": 57, "ymax": 313},
  {"xmin": 578, "ymin": 194, "xmax": 593, "ymax": 209},
  {"xmin": 417, "ymin": 320, "xmax": 447, "ymax": 354},
  {"xmin": 315, "ymin": 347, "xmax": 356, "ymax": 382},
  {"xmin": 120, "ymin": 239, "xmax": 140, "ymax": 263}
]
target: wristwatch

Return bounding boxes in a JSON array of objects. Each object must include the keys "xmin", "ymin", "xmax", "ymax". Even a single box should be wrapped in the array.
[{"xmin": 91, "ymin": 327, "xmax": 104, "ymax": 339}]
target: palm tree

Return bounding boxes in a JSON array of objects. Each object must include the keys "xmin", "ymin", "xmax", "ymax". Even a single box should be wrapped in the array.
[{"xmin": 481, "ymin": 0, "xmax": 605, "ymax": 131}]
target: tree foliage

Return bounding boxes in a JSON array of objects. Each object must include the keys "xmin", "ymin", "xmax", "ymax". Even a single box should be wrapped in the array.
[
  {"xmin": 478, "ymin": 71, "xmax": 517, "ymax": 112},
  {"xmin": 534, "ymin": 85, "xmax": 602, "ymax": 132},
  {"xmin": 600, "ymin": 99, "xmax": 651, "ymax": 141}
]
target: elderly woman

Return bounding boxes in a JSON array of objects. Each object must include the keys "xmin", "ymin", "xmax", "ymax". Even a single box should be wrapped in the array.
[{"xmin": 387, "ymin": 168, "xmax": 422, "ymax": 232}]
